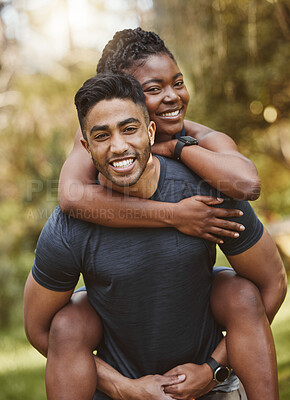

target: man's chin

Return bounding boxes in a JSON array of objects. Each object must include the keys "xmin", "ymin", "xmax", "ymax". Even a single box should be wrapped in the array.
[{"xmin": 110, "ymin": 176, "xmax": 140, "ymax": 188}]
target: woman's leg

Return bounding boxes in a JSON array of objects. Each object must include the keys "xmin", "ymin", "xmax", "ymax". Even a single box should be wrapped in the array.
[
  {"xmin": 46, "ymin": 291, "xmax": 103, "ymax": 400},
  {"xmin": 211, "ymin": 270, "xmax": 279, "ymax": 400}
]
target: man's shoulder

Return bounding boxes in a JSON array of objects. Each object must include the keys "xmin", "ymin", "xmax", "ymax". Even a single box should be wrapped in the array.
[
  {"xmin": 40, "ymin": 206, "xmax": 97, "ymax": 246},
  {"xmin": 156, "ymin": 155, "xmax": 219, "ymax": 198}
]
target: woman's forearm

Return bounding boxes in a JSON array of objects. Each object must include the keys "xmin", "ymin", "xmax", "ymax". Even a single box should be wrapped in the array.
[
  {"xmin": 180, "ymin": 145, "xmax": 261, "ymax": 200},
  {"xmin": 59, "ymin": 179, "xmax": 176, "ymax": 228},
  {"xmin": 181, "ymin": 121, "xmax": 261, "ymax": 200}
]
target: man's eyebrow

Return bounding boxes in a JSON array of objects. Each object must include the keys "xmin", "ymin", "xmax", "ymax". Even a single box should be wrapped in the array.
[
  {"xmin": 89, "ymin": 118, "xmax": 140, "ymax": 136},
  {"xmin": 118, "ymin": 117, "xmax": 140, "ymax": 127},
  {"xmin": 90, "ymin": 124, "xmax": 109, "ymax": 136}
]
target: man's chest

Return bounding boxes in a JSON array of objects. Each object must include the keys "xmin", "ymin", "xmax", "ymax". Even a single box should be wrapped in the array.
[{"xmin": 80, "ymin": 226, "xmax": 215, "ymax": 291}]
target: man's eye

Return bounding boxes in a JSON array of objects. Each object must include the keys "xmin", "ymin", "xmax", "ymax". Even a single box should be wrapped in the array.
[
  {"xmin": 95, "ymin": 133, "xmax": 108, "ymax": 140},
  {"xmin": 124, "ymin": 126, "xmax": 137, "ymax": 133}
]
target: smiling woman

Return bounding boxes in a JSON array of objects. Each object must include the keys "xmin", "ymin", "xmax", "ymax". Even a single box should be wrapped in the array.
[{"xmin": 129, "ymin": 53, "xmax": 190, "ymax": 140}]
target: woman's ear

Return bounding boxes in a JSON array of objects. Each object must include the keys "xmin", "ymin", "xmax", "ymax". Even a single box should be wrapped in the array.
[{"xmin": 148, "ymin": 121, "xmax": 156, "ymax": 146}]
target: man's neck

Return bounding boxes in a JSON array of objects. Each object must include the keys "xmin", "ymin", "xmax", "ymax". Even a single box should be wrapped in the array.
[{"xmin": 99, "ymin": 155, "xmax": 161, "ymax": 199}]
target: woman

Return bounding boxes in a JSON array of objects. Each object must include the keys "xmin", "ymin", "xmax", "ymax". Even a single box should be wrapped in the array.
[{"xmin": 46, "ymin": 28, "xmax": 278, "ymax": 400}]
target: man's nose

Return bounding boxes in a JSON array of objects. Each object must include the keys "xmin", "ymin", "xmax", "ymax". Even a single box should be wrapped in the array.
[
  {"xmin": 163, "ymin": 86, "xmax": 180, "ymax": 102},
  {"xmin": 110, "ymin": 133, "xmax": 129, "ymax": 154}
]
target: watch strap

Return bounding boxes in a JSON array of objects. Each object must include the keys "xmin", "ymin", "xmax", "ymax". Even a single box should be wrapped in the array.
[
  {"xmin": 206, "ymin": 357, "xmax": 231, "ymax": 383},
  {"xmin": 173, "ymin": 136, "xmax": 198, "ymax": 161},
  {"xmin": 173, "ymin": 140, "xmax": 186, "ymax": 161},
  {"xmin": 206, "ymin": 356, "xmax": 220, "ymax": 372}
]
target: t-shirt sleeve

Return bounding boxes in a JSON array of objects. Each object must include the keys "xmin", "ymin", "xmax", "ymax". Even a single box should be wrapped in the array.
[
  {"xmin": 218, "ymin": 199, "xmax": 264, "ymax": 256},
  {"xmin": 32, "ymin": 207, "xmax": 81, "ymax": 292}
]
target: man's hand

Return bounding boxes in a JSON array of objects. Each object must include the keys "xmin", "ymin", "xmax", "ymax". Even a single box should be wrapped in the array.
[
  {"xmin": 120, "ymin": 374, "xmax": 186, "ymax": 400},
  {"xmin": 163, "ymin": 363, "xmax": 215, "ymax": 400},
  {"xmin": 171, "ymin": 196, "xmax": 244, "ymax": 244}
]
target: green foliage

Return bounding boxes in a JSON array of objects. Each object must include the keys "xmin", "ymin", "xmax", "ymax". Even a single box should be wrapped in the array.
[
  {"xmin": 151, "ymin": 0, "xmax": 290, "ymax": 218},
  {"xmin": 0, "ymin": 7, "xmax": 289, "ymax": 399},
  {"xmin": 0, "ymin": 62, "xmax": 94, "ymax": 327},
  {"xmin": 272, "ymin": 286, "xmax": 290, "ymax": 399}
]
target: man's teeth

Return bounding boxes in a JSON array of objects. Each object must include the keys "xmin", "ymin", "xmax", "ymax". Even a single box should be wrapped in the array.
[
  {"xmin": 112, "ymin": 158, "xmax": 134, "ymax": 168},
  {"xmin": 160, "ymin": 110, "xmax": 180, "ymax": 117}
]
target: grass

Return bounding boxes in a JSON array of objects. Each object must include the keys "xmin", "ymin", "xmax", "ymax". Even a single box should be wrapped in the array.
[
  {"xmin": 0, "ymin": 326, "xmax": 46, "ymax": 400},
  {"xmin": 0, "ymin": 287, "xmax": 289, "ymax": 400},
  {"xmin": 272, "ymin": 286, "xmax": 290, "ymax": 400}
]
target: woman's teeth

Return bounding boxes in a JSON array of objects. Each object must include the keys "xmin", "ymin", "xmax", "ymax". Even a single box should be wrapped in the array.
[
  {"xmin": 160, "ymin": 109, "xmax": 180, "ymax": 117},
  {"xmin": 112, "ymin": 158, "xmax": 134, "ymax": 168}
]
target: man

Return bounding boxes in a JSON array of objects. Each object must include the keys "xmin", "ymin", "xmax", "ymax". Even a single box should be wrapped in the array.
[{"xmin": 24, "ymin": 73, "xmax": 286, "ymax": 400}]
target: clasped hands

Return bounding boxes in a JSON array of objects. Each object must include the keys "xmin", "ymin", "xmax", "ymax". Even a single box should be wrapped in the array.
[{"xmin": 120, "ymin": 362, "xmax": 216, "ymax": 400}]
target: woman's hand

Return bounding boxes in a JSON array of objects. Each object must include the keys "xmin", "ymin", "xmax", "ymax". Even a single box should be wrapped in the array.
[{"xmin": 172, "ymin": 196, "xmax": 244, "ymax": 244}]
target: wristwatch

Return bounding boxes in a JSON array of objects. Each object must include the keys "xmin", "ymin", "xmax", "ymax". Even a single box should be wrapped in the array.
[
  {"xmin": 173, "ymin": 136, "xmax": 198, "ymax": 161},
  {"xmin": 206, "ymin": 357, "xmax": 231, "ymax": 384}
]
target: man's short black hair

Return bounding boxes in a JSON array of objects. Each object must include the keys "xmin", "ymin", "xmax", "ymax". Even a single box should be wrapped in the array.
[{"xmin": 75, "ymin": 72, "xmax": 150, "ymax": 139}]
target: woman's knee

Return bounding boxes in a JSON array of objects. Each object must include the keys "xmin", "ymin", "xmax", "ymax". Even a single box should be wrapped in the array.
[
  {"xmin": 211, "ymin": 271, "xmax": 265, "ymax": 325},
  {"xmin": 49, "ymin": 292, "xmax": 103, "ymax": 351}
]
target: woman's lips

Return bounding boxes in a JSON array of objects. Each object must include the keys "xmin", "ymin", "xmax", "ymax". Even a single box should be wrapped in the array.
[{"xmin": 157, "ymin": 107, "xmax": 184, "ymax": 120}]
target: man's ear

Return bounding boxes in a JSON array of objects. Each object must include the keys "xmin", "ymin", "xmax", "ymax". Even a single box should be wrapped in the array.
[
  {"xmin": 80, "ymin": 138, "xmax": 90, "ymax": 153},
  {"xmin": 148, "ymin": 121, "xmax": 156, "ymax": 146}
]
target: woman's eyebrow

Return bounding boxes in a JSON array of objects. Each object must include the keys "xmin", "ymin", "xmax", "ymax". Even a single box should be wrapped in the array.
[
  {"xmin": 141, "ymin": 78, "xmax": 163, "ymax": 86},
  {"xmin": 142, "ymin": 73, "xmax": 183, "ymax": 87},
  {"xmin": 173, "ymin": 72, "xmax": 183, "ymax": 80}
]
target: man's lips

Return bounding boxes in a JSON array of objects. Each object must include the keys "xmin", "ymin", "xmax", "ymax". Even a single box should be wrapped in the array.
[{"xmin": 109, "ymin": 157, "xmax": 136, "ymax": 172}]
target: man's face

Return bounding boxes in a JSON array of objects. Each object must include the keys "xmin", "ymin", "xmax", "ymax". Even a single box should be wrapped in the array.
[{"xmin": 82, "ymin": 98, "xmax": 155, "ymax": 187}]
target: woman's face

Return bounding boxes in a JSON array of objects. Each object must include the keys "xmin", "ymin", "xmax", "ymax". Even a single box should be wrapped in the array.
[{"xmin": 128, "ymin": 53, "xmax": 190, "ymax": 141}]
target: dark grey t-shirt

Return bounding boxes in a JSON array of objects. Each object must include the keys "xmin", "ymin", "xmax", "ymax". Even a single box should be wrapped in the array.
[{"xmin": 32, "ymin": 156, "xmax": 263, "ymax": 398}]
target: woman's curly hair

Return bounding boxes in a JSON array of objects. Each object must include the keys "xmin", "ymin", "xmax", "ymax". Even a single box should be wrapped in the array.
[{"xmin": 97, "ymin": 27, "xmax": 175, "ymax": 73}]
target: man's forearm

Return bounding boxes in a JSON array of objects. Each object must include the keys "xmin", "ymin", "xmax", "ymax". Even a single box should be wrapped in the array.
[
  {"xmin": 210, "ymin": 337, "xmax": 228, "ymax": 366},
  {"xmin": 93, "ymin": 355, "xmax": 186, "ymax": 400},
  {"xmin": 94, "ymin": 355, "xmax": 130, "ymax": 400}
]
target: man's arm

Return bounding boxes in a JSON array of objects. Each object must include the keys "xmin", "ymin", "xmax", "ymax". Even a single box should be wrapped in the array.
[
  {"xmin": 24, "ymin": 273, "xmax": 184, "ymax": 400},
  {"xmin": 95, "ymin": 355, "xmax": 185, "ymax": 400},
  {"xmin": 227, "ymin": 228, "xmax": 287, "ymax": 323},
  {"xmin": 23, "ymin": 272, "xmax": 74, "ymax": 357},
  {"xmin": 163, "ymin": 228, "xmax": 287, "ymax": 400}
]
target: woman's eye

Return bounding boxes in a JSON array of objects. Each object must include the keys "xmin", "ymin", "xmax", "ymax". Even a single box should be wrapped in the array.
[
  {"xmin": 146, "ymin": 87, "xmax": 160, "ymax": 93},
  {"xmin": 175, "ymin": 80, "xmax": 184, "ymax": 87}
]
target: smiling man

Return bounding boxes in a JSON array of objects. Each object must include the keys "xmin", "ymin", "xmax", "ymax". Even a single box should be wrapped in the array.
[
  {"xmin": 24, "ymin": 73, "xmax": 286, "ymax": 400},
  {"xmin": 80, "ymin": 97, "xmax": 156, "ymax": 192}
]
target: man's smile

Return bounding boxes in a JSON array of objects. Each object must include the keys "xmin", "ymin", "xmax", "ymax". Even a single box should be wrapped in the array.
[{"xmin": 109, "ymin": 157, "xmax": 137, "ymax": 172}]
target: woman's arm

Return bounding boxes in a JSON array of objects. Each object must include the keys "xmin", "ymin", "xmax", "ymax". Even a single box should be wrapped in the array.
[
  {"xmin": 58, "ymin": 129, "xmax": 245, "ymax": 243},
  {"xmin": 152, "ymin": 120, "xmax": 261, "ymax": 201}
]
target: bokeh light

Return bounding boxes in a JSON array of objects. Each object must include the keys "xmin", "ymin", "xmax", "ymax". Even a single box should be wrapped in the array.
[
  {"xmin": 263, "ymin": 106, "xmax": 278, "ymax": 123},
  {"xmin": 250, "ymin": 100, "xmax": 263, "ymax": 115}
]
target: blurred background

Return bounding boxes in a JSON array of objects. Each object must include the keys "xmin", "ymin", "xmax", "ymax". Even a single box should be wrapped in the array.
[{"xmin": 0, "ymin": 0, "xmax": 289, "ymax": 398}]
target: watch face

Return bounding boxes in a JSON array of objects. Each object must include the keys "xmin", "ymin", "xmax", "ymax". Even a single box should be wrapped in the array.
[
  {"xmin": 180, "ymin": 136, "xmax": 198, "ymax": 145},
  {"xmin": 215, "ymin": 366, "xmax": 230, "ymax": 383}
]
